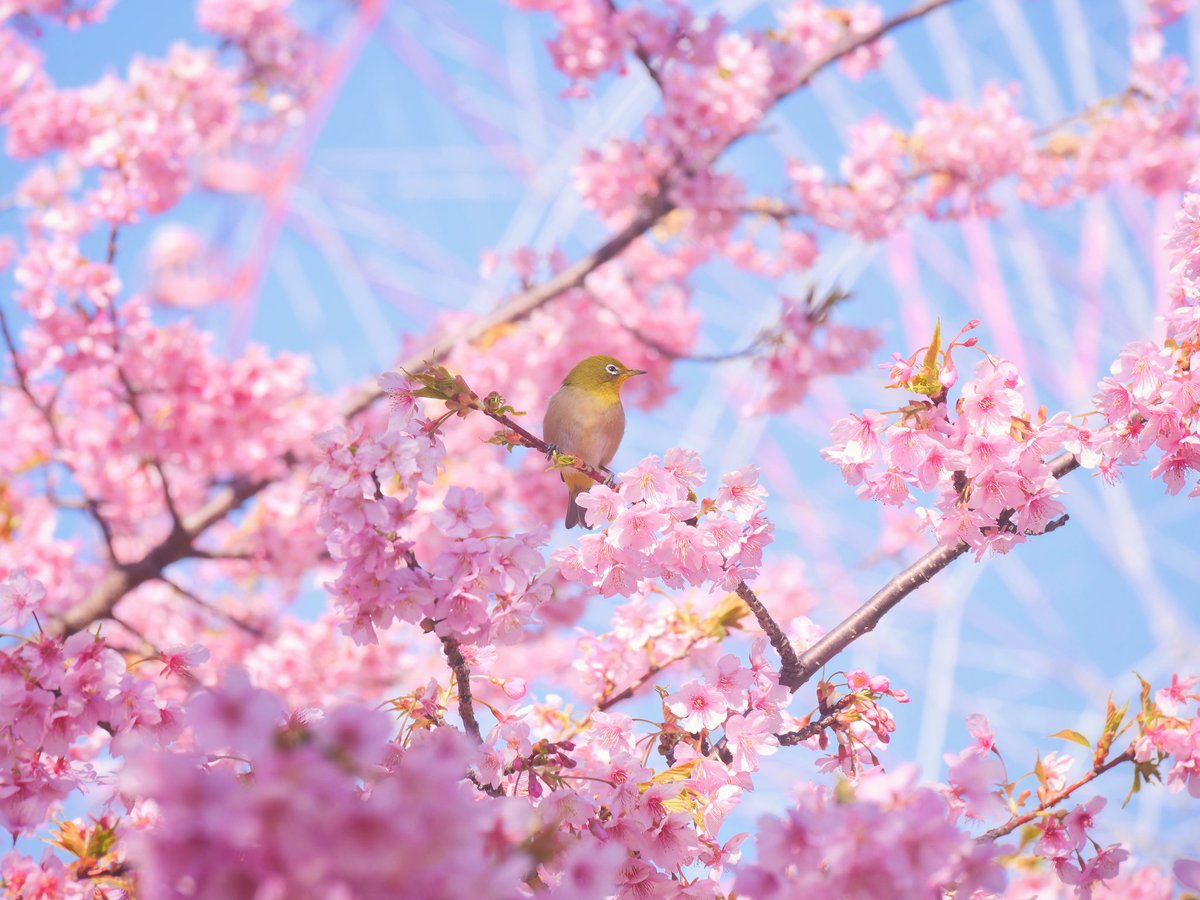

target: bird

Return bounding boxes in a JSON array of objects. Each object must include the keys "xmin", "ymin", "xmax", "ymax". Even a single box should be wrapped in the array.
[{"xmin": 542, "ymin": 355, "xmax": 645, "ymax": 529}]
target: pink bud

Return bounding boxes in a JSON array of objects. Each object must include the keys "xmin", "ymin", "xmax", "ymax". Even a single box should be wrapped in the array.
[{"xmin": 501, "ymin": 678, "xmax": 527, "ymax": 700}]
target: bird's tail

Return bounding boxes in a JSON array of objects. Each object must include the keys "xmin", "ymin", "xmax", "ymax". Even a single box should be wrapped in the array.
[{"xmin": 564, "ymin": 480, "xmax": 593, "ymax": 530}]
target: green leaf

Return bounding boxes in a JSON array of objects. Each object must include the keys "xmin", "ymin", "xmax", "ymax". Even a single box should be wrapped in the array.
[
  {"xmin": 1048, "ymin": 729, "xmax": 1091, "ymax": 749},
  {"xmin": 548, "ymin": 452, "xmax": 583, "ymax": 471},
  {"xmin": 921, "ymin": 319, "xmax": 942, "ymax": 374},
  {"xmin": 1033, "ymin": 753, "xmax": 1047, "ymax": 788},
  {"xmin": 485, "ymin": 430, "xmax": 519, "ymax": 451},
  {"xmin": 1122, "ymin": 767, "xmax": 1142, "ymax": 808}
]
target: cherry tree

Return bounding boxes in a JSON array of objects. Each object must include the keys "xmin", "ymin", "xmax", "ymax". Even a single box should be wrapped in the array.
[{"xmin": 0, "ymin": 0, "xmax": 1198, "ymax": 896}]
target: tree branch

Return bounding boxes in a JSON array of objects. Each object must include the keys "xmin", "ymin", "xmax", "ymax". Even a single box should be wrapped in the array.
[
  {"xmin": 979, "ymin": 747, "xmax": 1135, "ymax": 842},
  {"xmin": 40, "ymin": 0, "xmax": 965, "ymax": 637},
  {"xmin": 778, "ymin": 694, "xmax": 858, "ymax": 746},
  {"xmin": 464, "ymin": 388, "xmax": 801, "ymax": 686},
  {"xmin": 436, "ymin": 630, "xmax": 484, "ymax": 744},
  {"xmin": 160, "ymin": 576, "xmax": 267, "ymax": 638},
  {"xmin": 47, "ymin": 473, "xmax": 278, "ymax": 636},
  {"xmin": 345, "ymin": 0, "xmax": 954, "ymax": 419},
  {"xmin": 598, "ymin": 634, "xmax": 707, "ymax": 711},
  {"xmin": 736, "ymin": 580, "xmax": 802, "ymax": 689},
  {"xmin": 788, "ymin": 452, "xmax": 1081, "ymax": 691}
]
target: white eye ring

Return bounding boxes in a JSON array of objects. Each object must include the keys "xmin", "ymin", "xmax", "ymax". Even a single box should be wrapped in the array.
[{"xmin": 605, "ymin": 364, "xmax": 620, "ymax": 375}]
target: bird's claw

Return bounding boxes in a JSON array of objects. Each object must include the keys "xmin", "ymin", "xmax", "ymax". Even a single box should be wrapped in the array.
[
  {"xmin": 601, "ymin": 467, "xmax": 617, "ymax": 489},
  {"xmin": 544, "ymin": 442, "xmax": 559, "ymax": 461}
]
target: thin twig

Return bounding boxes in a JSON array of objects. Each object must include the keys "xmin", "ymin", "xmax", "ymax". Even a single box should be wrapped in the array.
[
  {"xmin": 477, "ymin": 405, "xmax": 611, "ymax": 486},
  {"xmin": 598, "ymin": 634, "xmax": 707, "ymax": 711},
  {"xmin": 160, "ymin": 576, "xmax": 267, "ymax": 638},
  {"xmin": 979, "ymin": 747, "xmax": 1135, "ymax": 842},
  {"xmin": 778, "ymin": 694, "xmax": 858, "ymax": 746},
  {"xmin": 589, "ymin": 289, "xmax": 765, "ymax": 363},
  {"xmin": 106, "ymin": 223, "xmax": 120, "ymax": 266},
  {"xmin": 1, "ymin": 305, "xmax": 121, "ymax": 562}
]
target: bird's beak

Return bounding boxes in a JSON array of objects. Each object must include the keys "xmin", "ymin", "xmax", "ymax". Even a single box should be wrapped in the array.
[{"xmin": 626, "ymin": 368, "xmax": 647, "ymax": 377}]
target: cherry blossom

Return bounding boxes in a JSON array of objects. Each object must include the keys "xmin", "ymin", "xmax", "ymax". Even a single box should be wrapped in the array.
[{"xmin": 0, "ymin": 0, "xmax": 1198, "ymax": 894}]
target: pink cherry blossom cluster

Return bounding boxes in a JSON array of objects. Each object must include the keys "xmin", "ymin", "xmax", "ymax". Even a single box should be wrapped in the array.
[
  {"xmin": 468, "ymin": 642, "xmax": 793, "ymax": 894},
  {"xmin": 824, "ymin": 174, "xmax": 1200, "ymax": 547},
  {"xmin": 240, "ymin": 612, "xmax": 441, "ymax": 709},
  {"xmin": 0, "ymin": 571, "xmax": 181, "ymax": 834},
  {"xmin": 823, "ymin": 322, "xmax": 1073, "ymax": 558},
  {"xmin": 122, "ymin": 672, "xmax": 535, "ymax": 898},
  {"xmin": 750, "ymin": 296, "xmax": 881, "ymax": 413},
  {"xmin": 1133, "ymin": 674, "xmax": 1200, "ymax": 798},
  {"xmin": 0, "ymin": 294, "xmax": 327, "ymax": 576},
  {"xmin": 6, "ymin": 41, "xmax": 241, "ymax": 222},
  {"xmin": 559, "ymin": 1, "xmax": 892, "ymax": 230},
  {"xmin": 519, "ymin": 0, "xmax": 890, "ymax": 106},
  {"xmin": 731, "ymin": 763, "xmax": 1005, "ymax": 898},
  {"xmin": 908, "ymin": 84, "xmax": 1035, "ymax": 220},
  {"xmin": 1036, "ymin": 796, "xmax": 1132, "ymax": 894},
  {"xmin": 789, "ymin": 13, "xmax": 1200, "ymax": 236},
  {"xmin": 553, "ymin": 451, "xmax": 772, "ymax": 596},
  {"xmin": 1147, "ymin": 0, "xmax": 1188, "ymax": 28},
  {"xmin": 509, "ymin": 0, "xmax": 631, "ymax": 88},
  {"xmin": 789, "ymin": 116, "xmax": 910, "ymax": 239},
  {"xmin": 311, "ymin": 386, "xmax": 552, "ymax": 647},
  {"xmin": 802, "ymin": 668, "xmax": 910, "ymax": 777},
  {"xmin": 1, "ymin": 0, "xmax": 112, "ymax": 29},
  {"xmin": 942, "ymin": 714, "xmax": 1010, "ymax": 824},
  {"xmin": 572, "ymin": 589, "xmax": 724, "ymax": 707},
  {"xmin": 197, "ymin": 0, "xmax": 322, "ymax": 138},
  {"xmin": 1086, "ymin": 179, "xmax": 1200, "ymax": 496},
  {"xmin": 940, "ymin": 682, "xmax": 1200, "ymax": 896}
]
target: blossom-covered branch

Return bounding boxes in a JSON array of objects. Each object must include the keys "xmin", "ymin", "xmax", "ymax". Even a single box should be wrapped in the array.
[
  {"xmin": 791, "ymin": 452, "xmax": 1079, "ymax": 690},
  {"xmin": 435, "ymin": 627, "xmax": 484, "ymax": 743},
  {"xmin": 403, "ymin": 364, "xmax": 801, "ymax": 682},
  {"xmin": 981, "ymin": 748, "xmax": 1136, "ymax": 843}
]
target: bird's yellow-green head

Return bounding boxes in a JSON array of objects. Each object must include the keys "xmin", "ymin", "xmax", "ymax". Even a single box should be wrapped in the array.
[{"xmin": 561, "ymin": 355, "xmax": 646, "ymax": 395}]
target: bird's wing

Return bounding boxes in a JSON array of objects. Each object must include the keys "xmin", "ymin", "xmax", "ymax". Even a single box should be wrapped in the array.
[
  {"xmin": 542, "ymin": 386, "xmax": 580, "ymax": 452},
  {"xmin": 543, "ymin": 386, "xmax": 625, "ymax": 467},
  {"xmin": 593, "ymin": 401, "xmax": 625, "ymax": 468}
]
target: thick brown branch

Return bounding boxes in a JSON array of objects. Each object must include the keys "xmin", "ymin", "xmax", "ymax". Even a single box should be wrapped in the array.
[
  {"xmin": 345, "ymin": 195, "xmax": 673, "ymax": 419},
  {"xmin": 49, "ymin": 473, "xmax": 277, "ymax": 636},
  {"xmin": 789, "ymin": 452, "xmax": 1081, "ymax": 691},
  {"xmin": 979, "ymin": 747, "xmax": 1135, "ymax": 842},
  {"xmin": 736, "ymin": 580, "xmax": 802, "ymax": 689},
  {"xmin": 437, "ymin": 630, "xmax": 484, "ymax": 744}
]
